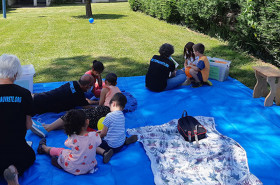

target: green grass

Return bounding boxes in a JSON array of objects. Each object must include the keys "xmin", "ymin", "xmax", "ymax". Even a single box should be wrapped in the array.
[{"xmin": 0, "ymin": 3, "xmax": 267, "ymax": 88}]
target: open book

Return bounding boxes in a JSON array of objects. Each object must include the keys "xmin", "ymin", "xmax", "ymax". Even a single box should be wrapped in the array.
[{"xmin": 169, "ymin": 57, "xmax": 179, "ymax": 68}]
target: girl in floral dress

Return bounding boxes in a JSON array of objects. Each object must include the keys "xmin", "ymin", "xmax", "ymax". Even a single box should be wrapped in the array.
[{"xmin": 37, "ymin": 109, "xmax": 101, "ymax": 175}]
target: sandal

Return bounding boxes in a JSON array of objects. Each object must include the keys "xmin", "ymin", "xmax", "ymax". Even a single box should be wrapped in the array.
[
  {"xmin": 125, "ymin": 135, "xmax": 138, "ymax": 145},
  {"xmin": 37, "ymin": 138, "xmax": 47, "ymax": 154},
  {"xmin": 103, "ymin": 149, "xmax": 113, "ymax": 164},
  {"xmin": 3, "ymin": 165, "xmax": 19, "ymax": 185}
]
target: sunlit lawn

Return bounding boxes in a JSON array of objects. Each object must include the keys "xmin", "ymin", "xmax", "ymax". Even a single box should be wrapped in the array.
[{"xmin": 0, "ymin": 2, "xmax": 267, "ymax": 88}]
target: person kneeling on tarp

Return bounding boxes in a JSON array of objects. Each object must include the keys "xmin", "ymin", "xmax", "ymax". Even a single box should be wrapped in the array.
[{"xmin": 0, "ymin": 54, "xmax": 35, "ymax": 185}]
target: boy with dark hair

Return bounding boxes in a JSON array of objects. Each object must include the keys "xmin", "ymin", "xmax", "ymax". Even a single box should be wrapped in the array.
[
  {"xmin": 96, "ymin": 92, "xmax": 137, "ymax": 163},
  {"xmin": 189, "ymin": 43, "xmax": 211, "ymax": 88},
  {"xmin": 109, "ymin": 92, "xmax": 127, "ymax": 109}
]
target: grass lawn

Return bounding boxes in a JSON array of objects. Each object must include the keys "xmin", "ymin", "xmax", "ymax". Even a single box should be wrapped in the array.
[{"xmin": 0, "ymin": 2, "xmax": 271, "ymax": 89}]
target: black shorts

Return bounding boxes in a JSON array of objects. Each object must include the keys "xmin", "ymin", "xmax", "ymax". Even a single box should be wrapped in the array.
[{"xmin": 99, "ymin": 140, "xmax": 123, "ymax": 153}]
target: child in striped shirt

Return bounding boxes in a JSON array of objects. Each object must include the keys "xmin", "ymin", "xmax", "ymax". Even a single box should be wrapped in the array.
[{"xmin": 96, "ymin": 92, "xmax": 138, "ymax": 163}]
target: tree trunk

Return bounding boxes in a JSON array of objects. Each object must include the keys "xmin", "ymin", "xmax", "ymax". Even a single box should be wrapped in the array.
[{"xmin": 86, "ymin": 0, "xmax": 92, "ymax": 18}]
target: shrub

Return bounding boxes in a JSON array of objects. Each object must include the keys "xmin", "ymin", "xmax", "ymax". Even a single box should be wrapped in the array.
[
  {"xmin": 177, "ymin": 0, "xmax": 240, "ymax": 39},
  {"xmin": 51, "ymin": 0, "xmax": 75, "ymax": 5},
  {"xmin": 129, "ymin": 0, "xmax": 279, "ymax": 66},
  {"xmin": 128, "ymin": 0, "xmax": 141, "ymax": 11},
  {"xmin": 129, "ymin": 0, "xmax": 181, "ymax": 23},
  {"xmin": 233, "ymin": 0, "xmax": 280, "ymax": 66}
]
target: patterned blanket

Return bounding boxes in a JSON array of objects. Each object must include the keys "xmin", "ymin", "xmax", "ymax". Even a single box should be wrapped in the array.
[{"xmin": 127, "ymin": 117, "xmax": 262, "ymax": 185}]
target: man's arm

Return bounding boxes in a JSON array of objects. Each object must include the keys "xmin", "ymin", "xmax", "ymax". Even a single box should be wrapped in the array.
[
  {"xmin": 26, "ymin": 115, "xmax": 32, "ymax": 130},
  {"xmin": 86, "ymin": 98, "xmax": 99, "ymax": 105}
]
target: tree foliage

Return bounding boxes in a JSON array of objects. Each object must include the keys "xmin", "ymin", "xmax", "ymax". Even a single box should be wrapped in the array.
[{"xmin": 129, "ymin": 0, "xmax": 280, "ymax": 66}]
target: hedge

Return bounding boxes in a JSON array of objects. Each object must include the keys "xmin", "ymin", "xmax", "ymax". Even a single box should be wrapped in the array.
[
  {"xmin": 51, "ymin": 0, "xmax": 75, "ymax": 5},
  {"xmin": 129, "ymin": 0, "xmax": 280, "ymax": 66}
]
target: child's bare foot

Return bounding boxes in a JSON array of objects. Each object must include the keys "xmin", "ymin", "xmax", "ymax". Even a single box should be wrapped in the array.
[{"xmin": 3, "ymin": 165, "xmax": 19, "ymax": 185}]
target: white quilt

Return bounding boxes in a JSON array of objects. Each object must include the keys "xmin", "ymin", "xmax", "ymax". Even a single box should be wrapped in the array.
[{"xmin": 127, "ymin": 117, "xmax": 262, "ymax": 185}]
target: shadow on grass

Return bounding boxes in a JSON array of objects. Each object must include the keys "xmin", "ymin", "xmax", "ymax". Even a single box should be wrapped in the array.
[
  {"xmin": 0, "ymin": 8, "xmax": 17, "ymax": 14},
  {"xmin": 36, "ymin": 55, "xmax": 149, "ymax": 82},
  {"xmin": 36, "ymin": 45, "xmax": 257, "ymax": 88},
  {"xmin": 72, "ymin": 14, "xmax": 126, "ymax": 20}
]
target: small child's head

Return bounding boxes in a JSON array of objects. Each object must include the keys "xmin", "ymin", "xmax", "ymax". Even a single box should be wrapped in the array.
[
  {"xmin": 184, "ymin": 42, "xmax": 195, "ymax": 59},
  {"xmin": 159, "ymin": 43, "xmax": 174, "ymax": 58},
  {"xmin": 64, "ymin": 109, "xmax": 89, "ymax": 136},
  {"xmin": 193, "ymin": 43, "xmax": 205, "ymax": 56},
  {"xmin": 91, "ymin": 60, "xmax": 104, "ymax": 76},
  {"xmin": 105, "ymin": 73, "xmax": 117, "ymax": 86},
  {"xmin": 109, "ymin": 92, "xmax": 127, "ymax": 111}
]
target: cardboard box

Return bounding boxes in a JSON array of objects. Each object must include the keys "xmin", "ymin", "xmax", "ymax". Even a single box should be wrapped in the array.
[
  {"xmin": 208, "ymin": 57, "xmax": 231, "ymax": 82},
  {"xmin": 14, "ymin": 64, "xmax": 35, "ymax": 93}
]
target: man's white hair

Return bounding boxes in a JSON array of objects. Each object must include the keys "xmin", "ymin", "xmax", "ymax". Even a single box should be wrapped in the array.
[{"xmin": 0, "ymin": 54, "xmax": 22, "ymax": 80}]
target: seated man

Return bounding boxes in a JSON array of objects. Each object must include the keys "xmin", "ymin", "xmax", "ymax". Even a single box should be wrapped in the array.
[{"xmin": 33, "ymin": 74, "xmax": 94, "ymax": 115}]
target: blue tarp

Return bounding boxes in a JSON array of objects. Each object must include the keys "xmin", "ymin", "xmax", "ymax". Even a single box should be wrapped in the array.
[{"xmin": 1, "ymin": 76, "xmax": 279, "ymax": 185}]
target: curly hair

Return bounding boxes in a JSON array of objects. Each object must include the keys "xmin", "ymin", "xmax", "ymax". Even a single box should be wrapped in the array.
[
  {"xmin": 63, "ymin": 109, "xmax": 87, "ymax": 136},
  {"xmin": 158, "ymin": 43, "xmax": 174, "ymax": 58},
  {"xmin": 92, "ymin": 60, "xmax": 104, "ymax": 73}
]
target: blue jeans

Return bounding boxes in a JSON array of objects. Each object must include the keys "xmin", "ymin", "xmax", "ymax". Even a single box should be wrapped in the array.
[{"xmin": 165, "ymin": 69, "xmax": 186, "ymax": 90}]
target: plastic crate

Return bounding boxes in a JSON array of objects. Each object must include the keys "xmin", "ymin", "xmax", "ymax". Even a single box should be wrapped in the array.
[
  {"xmin": 14, "ymin": 64, "xmax": 35, "ymax": 93},
  {"xmin": 207, "ymin": 57, "xmax": 231, "ymax": 82}
]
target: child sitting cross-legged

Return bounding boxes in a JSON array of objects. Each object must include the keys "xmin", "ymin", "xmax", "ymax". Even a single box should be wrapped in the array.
[
  {"xmin": 37, "ymin": 109, "xmax": 101, "ymax": 175},
  {"xmin": 96, "ymin": 92, "xmax": 138, "ymax": 163}
]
